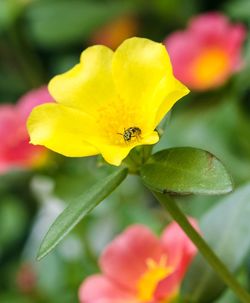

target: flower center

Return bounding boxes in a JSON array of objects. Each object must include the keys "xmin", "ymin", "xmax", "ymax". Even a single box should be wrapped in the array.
[
  {"xmin": 191, "ymin": 47, "xmax": 230, "ymax": 89},
  {"xmin": 96, "ymin": 100, "xmax": 145, "ymax": 145},
  {"xmin": 137, "ymin": 255, "xmax": 173, "ymax": 302}
]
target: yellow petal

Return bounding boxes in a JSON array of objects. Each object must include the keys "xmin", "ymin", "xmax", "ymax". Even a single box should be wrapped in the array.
[
  {"xmin": 48, "ymin": 45, "xmax": 117, "ymax": 113},
  {"xmin": 28, "ymin": 37, "xmax": 189, "ymax": 167},
  {"xmin": 153, "ymin": 76, "xmax": 190, "ymax": 128},
  {"xmin": 112, "ymin": 37, "xmax": 172, "ymax": 111},
  {"xmin": 99, "ymin": 131, "xmax": 159, "ymax": 166},
  {"xmin": 27, "ymin": 103, "xmax": 98, "ymax": 157}
]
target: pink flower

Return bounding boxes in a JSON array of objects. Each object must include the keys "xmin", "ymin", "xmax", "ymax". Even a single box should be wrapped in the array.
[
  {"xmin": 164, "ymin": 12, "xmax": 246, "ymax": 91},
  {"xmin": 0, "ymin": 86, "xmax": 53, "ymax": 173},
  {"xmin": 79, "ymin": 219, "xmax": 199, "ymax": 303}
]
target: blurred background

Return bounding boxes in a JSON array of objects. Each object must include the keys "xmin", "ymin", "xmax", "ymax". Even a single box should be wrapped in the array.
[{"xmin": 0, "ymin": 0, "xmax": 250, "ymax": 302}]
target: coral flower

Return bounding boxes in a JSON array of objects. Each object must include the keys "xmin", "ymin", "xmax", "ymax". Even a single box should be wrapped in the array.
[
  {"xmin": 0, "ymin": 86, "xmax": 53, "ymax": 173},
  {"xmin": 27, "ymin": 37, "xmax": 189, "ymax": 166},
  {"xmin": 79, "ymin": 220, "xmax": 198, "ymax": 303},
  {"xmin": 164, "ymin": 12, "xmax": 246, "ymax": 91},
  {"xmin": 90, "ymin": 16, "xmax": 138, "ymax": 50}
]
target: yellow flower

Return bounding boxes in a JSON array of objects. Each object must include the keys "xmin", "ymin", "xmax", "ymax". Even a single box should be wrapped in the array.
[{"xmin": 27, "ymin": 37, "xmax": 189, "ymax": 166}]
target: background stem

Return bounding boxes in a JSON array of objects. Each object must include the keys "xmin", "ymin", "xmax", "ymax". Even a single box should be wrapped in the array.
[{"xmin": 7, "ymin": 23, "xmax": 45, "ymax": 88}]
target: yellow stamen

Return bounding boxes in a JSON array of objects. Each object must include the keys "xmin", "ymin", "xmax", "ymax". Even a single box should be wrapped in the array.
[{"xmin": 137, "ymin": 255, "xmax": 173, "ymax": 302}]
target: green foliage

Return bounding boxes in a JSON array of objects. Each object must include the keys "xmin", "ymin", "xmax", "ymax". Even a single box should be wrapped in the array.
[
  {"xmin": 0, "ymin": 0, "xmax": 25, "ymax": 31},
  {"xmin": 0, "ymin": 196, "xmax": 27, "ymax": 248},
  {"xmin": 183, "ymin": 183, "xmax": 250, "ymax": 302},
  {"xmin": 25, "ymin": 0, "xmax": 135, "ymax": 48},
  {"xmin": 140, "ymin": 147, "xmax": 233, "ymax": 195},
  {"xmin": 225, "ymin": 0, "xmax": 250, "ymax": 21},
  {"xmin": 37, "ymin": 166, "xmax": 128, "ymax": 260}
]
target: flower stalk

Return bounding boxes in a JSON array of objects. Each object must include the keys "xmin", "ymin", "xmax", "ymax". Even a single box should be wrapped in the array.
[{"xmin": 154, "ymin": 192, "xmax": 250, "ymax": 303}]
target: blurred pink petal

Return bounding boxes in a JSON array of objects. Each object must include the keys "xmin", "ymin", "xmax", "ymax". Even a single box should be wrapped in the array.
[
  {"xmin": 100, "ymin": 225, "xmax": 163, "ymax": 290},
  {"xmin": 225, "ymin": 24, "xmax": 246, "ymax": 70},
  {"xmin": 161, "ymin": 219, "xmax": 199, "ymax": 274},
  {"xmin": 17, "ymin": 86, "xmax": 53, "ymax": 120},
  {"xmin": 165, "ymin": 12, "xmax": 246, "ymax": 90},
  {"xmin": 154, "ymin": 271, "xmax": 179, "ymax": 302},
  {"xmin": 79, "ymin": 274, "xmax": 138, "ymax": 303},
  {"xmin": 189, "ymin": 12, "xmax": 229, "ymax": 40},
  {"xmin": 0, "ymin": 86, "xmax": 53, "ymax": 173},
  {"xmin": 155, "ymin": 219, "xmax": 199, "ymax": 300},
  {"xmin": 0, "ymin": 105, "xmax": 23, "ymax": 148}
]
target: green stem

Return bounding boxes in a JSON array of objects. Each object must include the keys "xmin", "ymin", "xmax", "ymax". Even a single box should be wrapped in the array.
[
  {"xmin": 82, "ymin": 232, "xmax": 98, "ymax": 268},
  {"xmin": 154, "ymin": 192, "xmax": 250, "ymax": 303}
]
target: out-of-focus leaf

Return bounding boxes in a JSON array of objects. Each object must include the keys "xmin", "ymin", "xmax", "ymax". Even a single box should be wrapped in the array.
[
  {"xmin": 25, "ymin": 0, "xmax": 135, "ymax": 48},
  {"xmin": 140, "ymin": 147, "xmax": 233, "ymax": 195},
  {"xmin": 36, "ymin": 252, "xmax": 66, "ymax": 297},
  {"xmin": 0, "ymin": 295, "xmax": 33, "ymax": 303},
  {"xmin": 225, "ymin": 0, "xmax": 250, "ymax": 21},
  {"xmin": 152, "ymin": 0, "xmax": 198, "ymax": 25},
  {"xmin": 183, "ymin": 183, "xmax": 250, "ymax": 303},
  {"xmin": 0, "ymin": 64, "xmax": 29, "ymax": 101},
  {"xmin": 54, "ymin": 158, "xmax": 106, "ymax": 202},
  {"xmin": 233, "ymin": 37, "xmax": 250, "ymax": 93},
  {"xmin": 37, "ymin": 166, "xmax": 128, "ymax": 260},
  {"xmin": 0, "ymin": 196, "xmax": 27, "ymax": 249},
  {"xmin": 0, "ymin": 0, "xmax": 26, "ymax": 31}
]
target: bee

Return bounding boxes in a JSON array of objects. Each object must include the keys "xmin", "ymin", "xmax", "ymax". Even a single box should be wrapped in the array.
[{"xmin": 118, "ymin": 127, "xmax": 142, "ymax": 142}]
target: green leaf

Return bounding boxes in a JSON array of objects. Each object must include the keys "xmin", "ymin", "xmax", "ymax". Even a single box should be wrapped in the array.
[
  {"xmin": 183, "ymin": 183, "xmax": 250, "ymax": 302},
  {"xmin": 155, "ymin": 100, "xmax": 250, "ymax": 184},
  {"xmin": 37, "ymin": 166, "xmax": 128, "ymax": 261},
  {"xmin": 140, "ymin": 147, "xmax": 233, "ymax": 195},
  {"xmin": 25, "ymin": 0, "xmax": 134, "ymax": 48}
]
